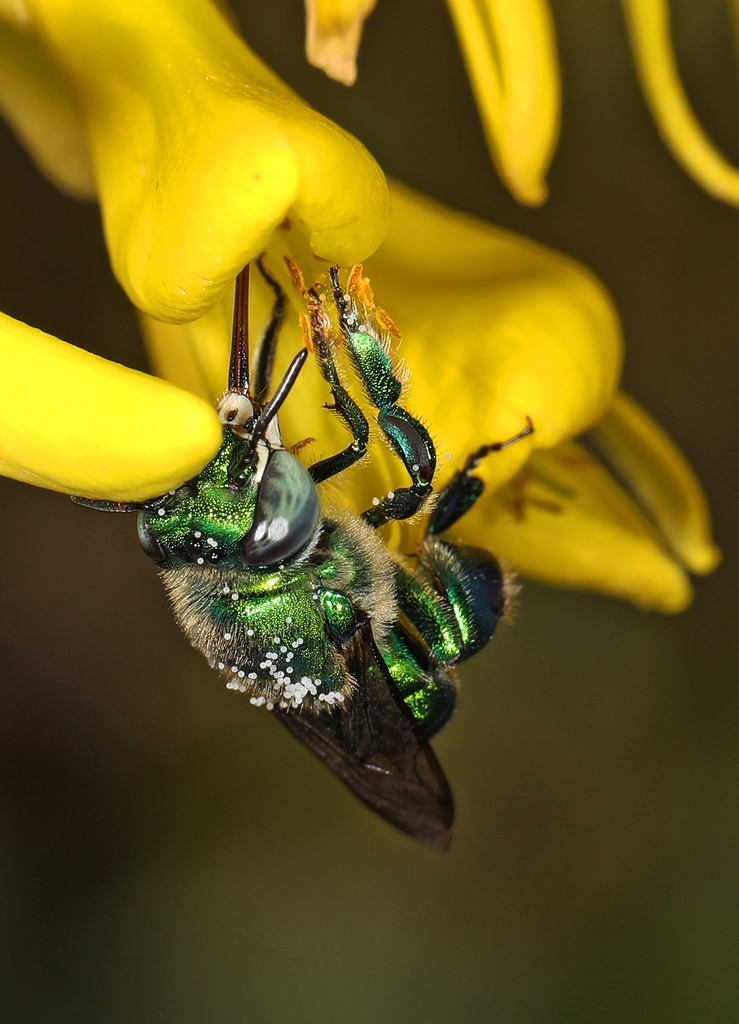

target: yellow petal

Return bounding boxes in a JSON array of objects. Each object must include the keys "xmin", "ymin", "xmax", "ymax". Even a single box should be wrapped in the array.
[
  {"xmin": 0, "ymin": 310, "xmax": 221, "ymax": 500},
  {"xmin": 304, "ymin": 0, "xmax": 377, "ymax": 86},
  {"xmin": 445, "ymin": 0, "xmax": 560, "ymax": 205},
  {"xmin": 459, "ymin": 440, "xmax": 693, "ymax": 612},
  {"xmin": 140, "ymin": 298, "xmax": 232, "ymax": 405},
  {"xmin": 621, "ymin": 0, "xmax": 739, "ymax": 206},
  {"xmin": 0, "ymin": 17, "xmax": 94, "ymax": 198},
  {"xmin": 23, "ymin": 0, "xmax": 390, "ymax": 321},
  {"xmin": 0, "ymin": 0, "xmax": 29, "ymax": 30},
  {"xmin": 363, "ymin": 183, "xmax": 622, "ymax": 494},
  {"xmin": 591, "ymin": 391, "xmax": 721, "ymax": 574}
]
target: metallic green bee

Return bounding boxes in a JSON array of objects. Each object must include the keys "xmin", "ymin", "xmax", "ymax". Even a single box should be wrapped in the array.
[{"xmin": 76, "ymin": 262, "xmax": 532, "ymax": 849}]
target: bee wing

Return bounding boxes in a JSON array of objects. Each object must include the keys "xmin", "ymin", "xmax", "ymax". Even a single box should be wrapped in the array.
[{"xmin": 271, "ymin": 621, "xmax": 454, "ymax": 850}]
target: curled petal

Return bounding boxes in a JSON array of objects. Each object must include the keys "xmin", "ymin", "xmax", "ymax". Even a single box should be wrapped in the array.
[
  {"xmin": 591, "ymin": 392, "xmax": 720, "ymax": 574},
  {"xmin": 0, "ymin": 18, "xmax": 94, "ymax": 197},
  {"xmin": 622, "ymin": 0, "xmax": 739, "ymax": 206},
  {"xmin": 0, "ymin": 310, "xmax": 221, "ymax": 500},
  {"xmin": 304, "ymin": 0, "xmax": 377, "ymax": 86},
  {"xmin": 459, "ymin": 441, "xmax": 693, "ymax": 612},
  {"xmin": 364, "ymin": 183, "xmax": 622, "ymax": 494},
  {"xmin": 445, "ymin": 0, "xmax": 560, "ymax": 205},
  {"xmin": 24, "ymin": 0, "xmax": 390, "ymax": 321}
]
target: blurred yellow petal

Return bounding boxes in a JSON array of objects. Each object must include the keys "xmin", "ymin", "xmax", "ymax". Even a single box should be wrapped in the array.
[
  {"xmin": 23, "ymin": 0, "xmax": 390, "ymax": 322},
  {"xmin": 0, "ymin": 310, "xmax": 221, "ymax": 500},
  {"xmin": 591, "ymin": 391, "xmax": 721, "ymax": 574},
  {"xmin": 460, "ymin": 440, "xmax": 692, "ymax": 612},
  {"xmin": 0, "ymin": 0, "xmax": 29, "ymax": 30},
  {"xmin": 364, "ymin": 183, "xmax": 622, "ymax": 493},
  {"xmin": 445, "ymin": 0, "xmax": 560, "ymax": 205},
  {"xmin": 305, "ymin": 0, "xmax": 376, "ymax": 86},
  {"xmin": 0, "ymin": 18, "xmax": 94, "ymax": 198},
  {"xmin": 622, "ymin": 0, "xmax": 739, "ymax": 206}
]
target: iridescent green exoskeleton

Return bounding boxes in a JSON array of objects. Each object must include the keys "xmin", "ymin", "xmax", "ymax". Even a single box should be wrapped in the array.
[{"xmin": 75, "ymin": 263, "xmax": 532, "ymax": 849}]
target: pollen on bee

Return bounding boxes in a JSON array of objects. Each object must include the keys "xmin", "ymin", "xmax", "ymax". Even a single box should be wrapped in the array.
[
  {"xmin": 197, "ymin": 557, "xmax": 204, "ymax": 565},
  {"xmin": 157, "ymin": 509, "xmax": 165, "ymax": 517},
  {"xmin": 247, "ymin": 629, "xmax": 254, "ymax": 636},
  {"xmin": 194, "ymin": 531, "xmax": 202, "ymax": 538},
  {"xmin": 224, "ymin": 632, "xmax": 232, "ymax": 640},
  {"xmin": 231, "ymin": 593, "xmax": 239, "ymax": 601}
]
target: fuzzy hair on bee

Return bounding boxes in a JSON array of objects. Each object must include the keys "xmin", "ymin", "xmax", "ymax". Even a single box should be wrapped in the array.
[{"xmin": 73, "ymin": 259, "xmax": 533, "ymax": 850}]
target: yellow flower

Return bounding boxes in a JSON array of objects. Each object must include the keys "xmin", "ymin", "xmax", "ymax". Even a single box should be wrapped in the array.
[
  {"xmin": 0, "ymin": 0, "xmax": 389, "ymax": 497},
  {"xmin": 141, "ymin": 184, "xmax": 719, "ymax": 613},
  {"xmin": 0, "ymin": 0, "xmax": 719, "ymax": 611},
  {"xmin": 309, "ymin": 0, "xmax": 739, "ymax": 209}
]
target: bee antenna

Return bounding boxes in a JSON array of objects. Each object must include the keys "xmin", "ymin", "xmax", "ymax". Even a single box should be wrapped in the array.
[
  {"xmin": 249, "ymin": 347, "xmax": 309, "ymax": 444},
  {"xmin": 228, "ymin": 265, "xmax": 250, "ymax": 395}
]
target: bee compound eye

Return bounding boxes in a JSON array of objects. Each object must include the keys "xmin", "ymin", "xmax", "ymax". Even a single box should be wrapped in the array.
[
  {"xmin": 241, "ymin": 450, "xmax": 320, "ymax": 566},
  {"xmin": 137, "ymin": 515, "xmax": 166, "ymax": 562}
]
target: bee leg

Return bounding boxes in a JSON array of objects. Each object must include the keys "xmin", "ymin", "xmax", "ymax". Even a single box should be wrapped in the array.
[
  {"xmin": 305, "ymin": 294, "xmax": 371, "ymax": 484},
  {"xmin": 251, "ymin": 258, "xmax": 289, "ymax": 401},
  {"xmin": 327, "ymin": 267, "xmax": 436, "ymax": 528},
  {"xmin": 395, "ymin": 537, "xmax": 507, "ymax": 667},
  {"xmin": 381, "ymin": 623, "xmax": 458, "ymax": 740},
  {"xmin": 427, "ymin": 419, "xmax": 534, "ymax": 536}
]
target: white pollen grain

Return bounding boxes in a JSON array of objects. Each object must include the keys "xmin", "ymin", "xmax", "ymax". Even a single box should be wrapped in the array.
[
  {"xmin": 196, "ymin": 557, "xmax": 204, "ymax": 565},
  {"xmin": 157, "ymin": 508, "xmax": 165, "ymax": 516},
  {"xmin": 224, "ymin": 632, "xmax": 232, "ymax": 640},
  {"xmin": 247, "ymin": 629, "xmax": 254, "ymax": 637},
  {"xmin": 194, "ymin": 531, "xmax": 202, "ymax": 538},
  {"xmin": 231, "ymin": 593, "xmax": 239, "ymax": 601},
  {"xmin": 285, "ymin": 616, "xmax": 293, "ymax": 624}
]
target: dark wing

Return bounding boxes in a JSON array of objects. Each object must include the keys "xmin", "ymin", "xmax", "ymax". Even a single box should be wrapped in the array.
[{"xmin": 271, "ymin": 620, "xmax": 454, "ymax": 850}]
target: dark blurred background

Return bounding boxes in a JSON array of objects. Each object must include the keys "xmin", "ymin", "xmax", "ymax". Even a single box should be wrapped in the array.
[{"xmin": 1, "ymin": 0, "xmax": 738, "ymax": 1021}]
